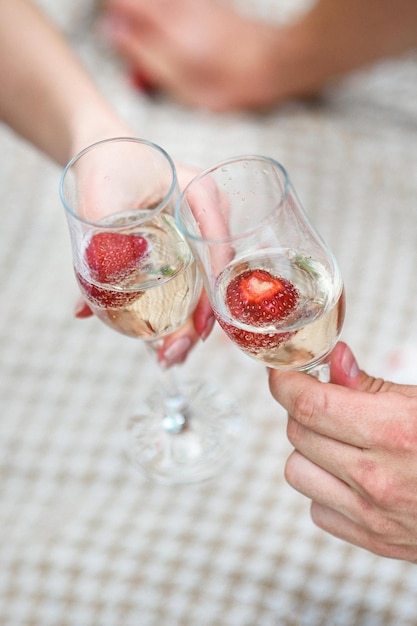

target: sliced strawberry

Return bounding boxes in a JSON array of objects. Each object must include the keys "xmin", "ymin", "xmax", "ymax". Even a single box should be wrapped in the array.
[
  {"xmin": 226, "ymin": 269, "xmax": 298, "ymax": 325},
  {"xmin": 217, "ymin": 268, "xmax": 299, "ymax": 354},
  {"xmin": 217, "ymin": 317, "xmax": 294, "ymax": 355},
  {"xmin": 85, "ymin": 232, "xmax": 149, "ymax": 284},
  {"xmin": 75, "ymin": 270, "xmax": 143, "ymax": 310}
]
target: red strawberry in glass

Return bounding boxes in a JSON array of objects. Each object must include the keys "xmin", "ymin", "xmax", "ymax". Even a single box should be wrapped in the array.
[
  {"xmin": 75, "ymin": 231, "xmax": 148, "ymax": 312},
  {"xmin": 215, "ymin": 267, "xmax": 299, "ymax": 356},
  {"xmin": 213, "ymin": 254, "xmax": 345, "ymax": 370},
  {"xmin": 75, "ymin": 218, "xmax": 200, "ymax": 340},
  {"xmin": 85, "ymin": 231, "xmax": 149, "ymax": 284}
]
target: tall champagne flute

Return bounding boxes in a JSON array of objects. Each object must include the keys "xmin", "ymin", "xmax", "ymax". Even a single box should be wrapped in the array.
[
  {"xmin": 60, "ymin": 138, "xmax": 239, "ymax": 484},
  {"xmin": 176, "ymin": 156, "xmax": 345, "ymax": 381}
]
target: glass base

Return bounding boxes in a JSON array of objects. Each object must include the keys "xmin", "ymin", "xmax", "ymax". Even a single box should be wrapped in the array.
[
  {"xmin": 305, "ymin": 361, "xmax": 331, "ymax": 382},
  {"xmin": 126, "ymin": 379, "xmax": 241, "ymax": 484}
]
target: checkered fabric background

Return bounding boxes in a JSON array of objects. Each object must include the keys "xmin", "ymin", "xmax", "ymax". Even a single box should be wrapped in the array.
[{"xmin": 2, "ymin": 1, "xmax": 417, "ymax": 624}]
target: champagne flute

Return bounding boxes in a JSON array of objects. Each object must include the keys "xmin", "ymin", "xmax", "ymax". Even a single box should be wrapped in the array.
[
  {"xmin": 176, "ymin": 155, "xmax": 345, "ymax": 381},
  {"xmin": 60, "ymin": 138, "xmax": 239, "ymax": 484}
]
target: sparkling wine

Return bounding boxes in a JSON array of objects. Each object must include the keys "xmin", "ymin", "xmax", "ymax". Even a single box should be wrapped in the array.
[
  {"xmin": 213, "ymin": 250, "xmax": 345, "ymax": 370},
  {"xmin": 75, "ymin": 212, "xmax": 201, "ymax": 340}
]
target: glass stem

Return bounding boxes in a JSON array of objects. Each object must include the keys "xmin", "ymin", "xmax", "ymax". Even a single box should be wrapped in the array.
[
  {"xmin": 146, "ymin": 342, "xmax": 189, "ymax": 435},
  {"xmin": 159, "ymin": 365, "xmax": 189, "ymax": 434},
  {"xmin": 305, "ymin": 358, "xmax": 331, "ymax": 382}
]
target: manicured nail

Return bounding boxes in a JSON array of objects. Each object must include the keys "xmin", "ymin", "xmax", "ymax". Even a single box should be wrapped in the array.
[
  {"xmin": 341, "ymin": 345, "xmax": 360, "ymax": 378},
  {"xmin": 161, "ymin": 337, "xmax": 192, "ymax": 367},
  {"xmin": 130, "ymin": 70, "xmax": 157, "ymax": 94},
  {"xmin": 200, "ymin": 315, "xmax": 215, "ymax": 341},
  {"xmin": 74, "ymin": 299, "xmax": 91, "ymax": 318}
]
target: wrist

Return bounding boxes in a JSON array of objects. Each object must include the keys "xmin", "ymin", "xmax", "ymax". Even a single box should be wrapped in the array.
[
  {"xmin": 257, "ymin": 24, "xmax": 321, "ymax": 105},
  {"xmin": 67, "ymin": 104, "xmax": 132, "ymax": 164}
]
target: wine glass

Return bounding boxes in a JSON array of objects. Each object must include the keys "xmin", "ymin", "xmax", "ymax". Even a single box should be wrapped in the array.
[
  {"xmin": 176, "ymin": 155, "xmax": 345, "ymax": 381},
  {"xmin": 60, "ymin": 137, "xmax": 239, "ymax": 484}
]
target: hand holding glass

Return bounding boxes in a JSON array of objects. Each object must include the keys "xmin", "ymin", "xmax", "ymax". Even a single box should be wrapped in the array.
[{"xmin": 176, "ymin": 156, "xmax": 345, "ymax": 381}]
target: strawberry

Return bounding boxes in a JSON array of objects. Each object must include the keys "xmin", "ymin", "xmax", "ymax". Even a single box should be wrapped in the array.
[
  {"xmin": 78, "ymin": 231, "xmax": 149, "ymax": 309},
  {"xmin": 85, "ymin": 232, "xmax": 149, "ymax": 284},
  {"xmin": 217, "ymin": 268, "xmax": 299, "ymax": 354},
  {"xmin": 75, "ymin": 271, "xmax": 143, "ymax": 310},
  {"xmin": 226, "ymin": 269, "xmax": 298, "ymax": 325}
]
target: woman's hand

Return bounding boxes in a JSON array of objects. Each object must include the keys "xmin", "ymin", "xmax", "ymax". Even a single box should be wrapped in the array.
[
  {"xmin": 101, "ymin": 0, "xmax": 286, "ymax": 112},
  {"xmin": 75, "ymin": 159, "xmax": 216, "ymax": 367},
  {"xmin": 101, "ymin": 0, "xmax": 417, "ymax": 113},
  {"xmin": 268, "ymin": 342, "xmax": 417, "ymax": 562}
]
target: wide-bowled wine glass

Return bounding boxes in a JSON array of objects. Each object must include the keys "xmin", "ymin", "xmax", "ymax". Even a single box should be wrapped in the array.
[
  {"xmin": 60, "ymin": 137, "xmax": 239, "ymax": 484},
  {"xmin": 176, "ymin": 155, "xmax": 345, "ymax": 381}
]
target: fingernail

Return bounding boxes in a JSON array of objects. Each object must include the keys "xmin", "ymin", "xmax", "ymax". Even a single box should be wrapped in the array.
[
  {"xmin": 200, "ymin": 315, "xmax": 215, "ymax": 341},
  {"xmin": 130, "ymin": 70, "xmax": 157, "ymax": 94},
  {"xmin": 74, "ymin": 300, "xmax": 90, "ymax": 317},
  {"xmin": 160, "ymin": 337, "xmax": 192, "ymax": 367},
  {"xmin": 341, "ymin": 345, "xmax": 360, "ymax": 378}
]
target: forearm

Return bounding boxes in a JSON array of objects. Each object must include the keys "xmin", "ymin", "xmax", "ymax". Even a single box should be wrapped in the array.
[
  {"xmin": 0, "ymin": 0, "xmax": 127, "ymax": 165},
  {"xmin": 294, "ymin": 0, "xmax": 417, "ymax": 77},
  {"xmin": 258, "ymin": 0, "xmax": 417, "ymax": 106}
]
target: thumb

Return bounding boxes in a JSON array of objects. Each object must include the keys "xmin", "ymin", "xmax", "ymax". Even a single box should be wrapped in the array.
[{"xmin": 330, "ymin": 341, "xmax": 417, "ymax": 396}]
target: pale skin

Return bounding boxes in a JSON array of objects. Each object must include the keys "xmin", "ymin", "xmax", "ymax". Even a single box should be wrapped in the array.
[
  {"xmin": 102, "ymin": 0, "xmax": 417, "ymax": 112},
  {"xmin": 0, "ymin": 0, "xmax": 212, "ymax": 365},
  {"xmin": 269, "ymin": 341, "xmax": 417, "ymax": 562}
]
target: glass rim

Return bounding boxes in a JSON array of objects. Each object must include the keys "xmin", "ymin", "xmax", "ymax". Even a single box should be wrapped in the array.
[
  {"xmin": 175, "ymin": 154, "xmax": 290, "ymax": 244},
  {"xmin": 59, "ymin": 136, "xmax": 178, "ymax": 227}
]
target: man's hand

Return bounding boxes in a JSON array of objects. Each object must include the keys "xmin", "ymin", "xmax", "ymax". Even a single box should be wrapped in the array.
[{"xmin": 269, "ymin": 342, "xmax": 417, "ymax": 562}]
